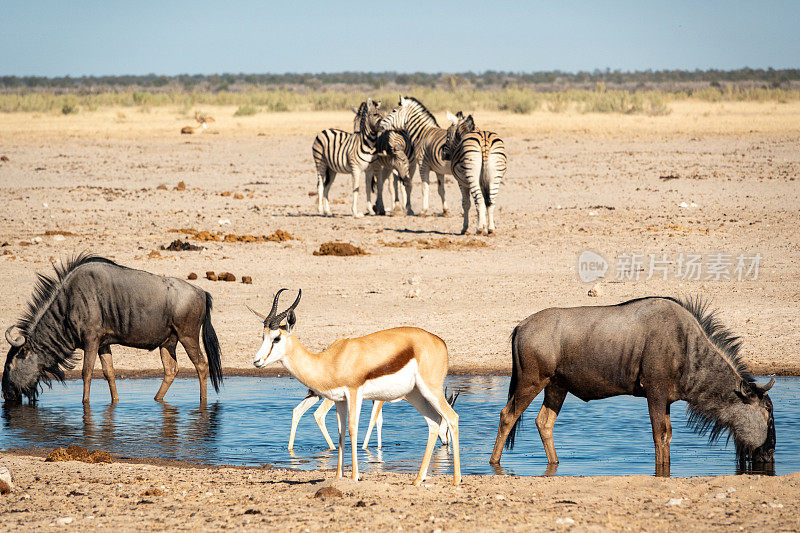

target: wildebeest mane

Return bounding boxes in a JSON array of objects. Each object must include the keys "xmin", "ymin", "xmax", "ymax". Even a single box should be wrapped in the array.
[
  {"xmin": 618, "ymin": 295, "xmax": 757, "ymax": 448},
  {"xmin": 15, "ymin": 252, "xmax": 119, "ymax": 395}
]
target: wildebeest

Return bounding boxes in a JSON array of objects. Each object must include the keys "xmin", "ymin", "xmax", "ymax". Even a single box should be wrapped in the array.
[
  {"xmin": 2, "ymin": 254, "xmax": 222, "ymax": 406},
  {"xmin": 489, "ymin": 296, "xmax": 775, "ymax": 475}
]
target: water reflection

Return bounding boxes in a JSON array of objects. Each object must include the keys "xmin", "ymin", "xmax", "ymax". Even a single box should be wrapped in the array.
[{"xmin": 0, "ymin": 376, "xmax": 798, "ymax": 477}]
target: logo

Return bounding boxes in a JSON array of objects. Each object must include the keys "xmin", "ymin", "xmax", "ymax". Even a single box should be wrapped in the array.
[{"xmin": 578, "ymin": 250, "xmax": 608, "ymax": 283}]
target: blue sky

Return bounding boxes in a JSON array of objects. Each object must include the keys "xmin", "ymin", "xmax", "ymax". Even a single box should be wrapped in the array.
[{"xmin": 1, "ymin": 1, "xmax": 798, "ymax": 77}]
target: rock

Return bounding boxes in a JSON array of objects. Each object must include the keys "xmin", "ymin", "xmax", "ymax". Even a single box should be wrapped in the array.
[
  {"xmin": 587, "ymin": 283, "xmax": 603, "ymax": 297},
  {"xmin": 156, "ymin": 184, "xmax": 168, "ymax": 190},
  {"xmin": 141, "ymin": 487, "xmax": 165, "ymax": 496},
  {"xmin": 175, "ymin": 181, "xmax": 186, "ymax": 191},
  {"xmin": 221, "ymin": 191, "xmax": 232, "ymax": 197},
  {"xmin": 0, "ymin": 465, "xmax": 14, "ymax": 494},
  {"xmin": 314, "ymin": 486, "xmax": 343, "ymax": 499},
  {"xmin": 206, "ymin": 271, "xmax": 217, "ymax": 281},
  {"xmin": 218, "ymin": 219, "xmax": 231, "ymax": 226},
  {"xmin": 56, "ymin": 517, "xmax": 74, "ymax": 526},
  {"xmin": 188, "ymin": 272, "xmax": 198, "ymax": 280},
  {"xmin": 241, "ymin": 276, "xmax": 253, "ymax": 284},
  {"xmin": 715, "ymin": 492, "xmax": 727, "ymax": 499},
  {"xmin": 666, "ymin": 498, "xmax": 685, "ymax": 506},
  {"xmin": 53, "ymin": 234, "xmax": 66, "ymax": 242},
  {"xmin": 0, "ymin": 155, "xmax": 9, "ymax": 162},
  {"xmin": 147, "ymin": 250, "xmax": 161, "ymax": 259},
  {"xmin": 405, "ymin": 288, "xmax": 421, "ymax": 299},
  {"xmin": 405, "ymin": 276, "xmax": 422, "ymax": 286},
  {"xmin": 32, "ymin": 236, "xmax": 43, "ymax": 244},
  {"xmin": 233, "ymin": 193, "xmax": 244, "ymax": 199},
  {"xmin": 219, "ymin": 272, "xmax": 236, "ymax": 282},
  {"xmin": 355, "ymin": 500, "xmax": 367, "ymax": 507},
  {"xmin": 555, "ymin": 517, "xmax": 575, "ymax": 526}
]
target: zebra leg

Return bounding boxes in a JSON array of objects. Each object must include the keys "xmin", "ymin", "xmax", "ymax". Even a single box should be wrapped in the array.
[
  {"xmin": 351, "ymin": 168, "xmax": 364, "ymax": 218},
  {"xmin": 419, "ymin": 165, "xmax": 431, "ymax": 216},
  {"xmin": 437, "ymin": 173, "xmax": 449, "ymax": 216},
  {"xmin": 459, "ymin": 185, "xmax": 471, "ymax": 235},
  {"xmin": 473, "ymin": 191, "xmax": 488, "ymax": 235},
  {"xmin": 374, "ymin": 169, "xmax": 388, "ymax": 216},
  {"xmin": 322, "ymin": 169, "xmax": 335, "ymax": 217},
  {"xmin": 316, "ymin": 168, "xmax": 326, "ymax": 214},
  {"xmin": 365, "ymin": 168, "xmax": 376, "ymax": 216}
]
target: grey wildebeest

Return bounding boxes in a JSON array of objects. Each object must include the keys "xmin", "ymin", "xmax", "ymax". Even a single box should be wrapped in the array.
[
  {"xmin": 489, "ymin": 296, "xmax": 775, "ymax": 476},
  {"xmin": 2, "ymin": 254, "xmax": 222, "ymax": 406}
]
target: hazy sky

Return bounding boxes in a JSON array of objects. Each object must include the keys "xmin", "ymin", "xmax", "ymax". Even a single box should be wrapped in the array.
[{"xmin": 1, "ymin": 1, "xmax": 798, "ymax": 77}]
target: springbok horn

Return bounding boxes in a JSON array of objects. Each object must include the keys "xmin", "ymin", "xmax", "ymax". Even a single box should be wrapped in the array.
[
  {"xmin": 5, "ymin": 326, "xmax": 25, "ymax": 347},
  {"xmin": 246, "ymin": 305, "xmax": 267, "ymax": 322},
  {"xmin": 271, "ymin": 289, "xmax": 302, "ymax": 328},
  {"xmin": 267, "ymin": 288, "xmax": 289, "ymax": 322},
  {"xmin": 757, "ymin": 377, "xmax": 775, "ymax": 392}
]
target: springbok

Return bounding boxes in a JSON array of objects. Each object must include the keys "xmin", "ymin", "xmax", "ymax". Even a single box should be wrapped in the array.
[
  {"xmin": 289, "ymin": 389, "xmax": 458, "ymax": 451},
  {"xmin": 252, "ymin": 289, "xmax": 461, "ymax": 485}
]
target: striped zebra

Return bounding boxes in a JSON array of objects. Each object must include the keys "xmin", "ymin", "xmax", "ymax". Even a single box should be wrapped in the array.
[
  {"xmin": 312, "ymin": 99, "xmax": 382, "ymax": 217},
  {"xmin": 377, "ymin": 96, "xmax": 451, "ymax": 216},
  {"xmin": 366, "ymin": 130, "xmax": 413, "ymax": 216},
  {"xmin": 441, "ymin": 111, "xmax": 507, "ymax": 235}
]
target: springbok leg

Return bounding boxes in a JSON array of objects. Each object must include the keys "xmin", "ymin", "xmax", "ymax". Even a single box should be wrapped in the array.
[
  {"xmin": 490, "ymin": 380, "xmax": 547, "ymax": 464},
  {"xmin": 81, "ymin": 340, "xmax": 99, "ymax": 404},
  {"xmin": 335, "ymin": 400, "xmax": 348, "ymax": 478},
  {"xmin": 647, "ymin": 396, "xmax": 672, "ymax": 477},
  {"xmin": 362, "ymin": 401, "xmax": 385, "ymax": 450},
  {"xmin": 289, "ymin": 395, "xmax": 319, "ymax": 451},
  {"xmin": 98, "ymin": 345, "xmax": 119, "ymax": 403},
  {"xmin": 154, "ymin": 336, "xmax": 178, "ymax": 402},
  {"xmin": 313, "ymin": 398, "xmax": 336, "ymax": 450},
  {"xmin": 347, "ymin": 390, "xmax": 363, "ymax": 481},
  {"xmin": 535, "ymin": 384, "xmax": 567, "ymax": 464},
  {"xmin": 432, "ymin": 387, "xmax": 461, "ymax": 485},
  {"xmin": 405, "ymin": 387, "xmax": 444, "ymax": 486}
]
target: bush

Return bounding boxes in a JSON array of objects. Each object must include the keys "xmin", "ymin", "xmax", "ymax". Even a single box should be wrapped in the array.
[
  {"xmin": 61, "ymin": 103, "xmax": 78, "ymax": 114},
  {"xmin": 233, "ymin": 105, "xmax": 258, "ymax": 116}
]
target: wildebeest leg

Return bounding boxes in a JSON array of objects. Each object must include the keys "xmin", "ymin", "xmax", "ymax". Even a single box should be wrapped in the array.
[
  {"xmin": 535, "ymin": 384, "xmax": 567, "ymax": 464},
  {"xmin": 81, "ymin": 340, "xmax": 100, "ymax": 404},
  {"xmin": 154, "ymin": 336, "xmax": 178, "ymax": 402},
  {"xmin": 180, "ymin": 335, "xmax": 209, "ymax": 405},
  {"xmin": 647, "ymin": 396, "xmax": 672, "ymax": 476},
  {"xmin": 98, "ymin": 345, "xmax": 119, "ymax": 403},
  {"xmin": 489, "ymin": 379, "xmax": 547, "ymax": 464}
]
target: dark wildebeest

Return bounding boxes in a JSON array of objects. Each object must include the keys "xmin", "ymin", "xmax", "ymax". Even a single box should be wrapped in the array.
[
  {"xmin": 2, "ymin": 254, "xmax": 222, "ymax": 406},
  {"xmin": 489, "ymin": 296, "xmax": 775, "ymax": 475}
]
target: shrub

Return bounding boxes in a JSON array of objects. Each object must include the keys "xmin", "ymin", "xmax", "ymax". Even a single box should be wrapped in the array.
[{"xmin": 234, "ymin": 105, "xmax": 258, "ymax": 116}]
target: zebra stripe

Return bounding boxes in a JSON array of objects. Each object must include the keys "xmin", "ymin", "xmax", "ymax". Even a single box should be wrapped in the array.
[
  {"xmin": 378, "ymin": 96, "xmax": 451, "ymax": 215},
  {"xmin": 442, "ymin": 112, "xmax": 507, "ymax": 235},
  {"xmin": 312, "ymin": 99, "xmax": 381, "ymax": 217},
  {"xmin": 365, "ymin": 130, "xmax": 414, "ymax": 215}
]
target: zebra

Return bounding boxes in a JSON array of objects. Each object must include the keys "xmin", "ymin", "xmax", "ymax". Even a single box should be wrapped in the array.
[
  {"xmin": 441, "ymin": 111, "xmax": 507, "ymax": 235},
  {"xmin": 312, "ymin": 99, "xmax": 382, "ymax": 217},
  {"xmin": 377, "ymin": 95, "xmax": 451, "ymax": 216},
  {"xmin": 366, "ymin": 130, "xmax": 413, "ymax": 216}
]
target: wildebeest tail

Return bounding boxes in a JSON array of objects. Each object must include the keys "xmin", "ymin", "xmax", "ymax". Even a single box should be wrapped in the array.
[
  {"xmin": 202, "ymin": 292, "xmax": 223, "ymax": 392},
  {"xmin": 505, "ymin": 324, "xmax": 523, "ymax": 450}
]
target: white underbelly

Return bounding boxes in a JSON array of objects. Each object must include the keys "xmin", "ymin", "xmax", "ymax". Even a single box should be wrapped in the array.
[{"xmin": 360, "ymin": 359, "xmax": 418, "ymax": 401}]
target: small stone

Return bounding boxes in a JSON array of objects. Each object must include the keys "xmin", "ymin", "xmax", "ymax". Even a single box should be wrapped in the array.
[
  {"xmin": 53, "ymin": 234, "xmax": 66, "ymax": 242},
  {"xmin": 188, "ymin": 272, "xmax": 198, "ymax": 280},
  {"xmin": 715, "ymin": 492, "xmax": 727, "ymax": 499},
  {"xmin": 0, "ymin": 466, "xmax": 14, "ymax": 494},
  {"xmin": 241, "ymin": 276, "xmax": 253, "ymax": 284},
  {"xmin": 405, "ymin": 288, "xmax": 421, "ymax": 299},
  {"xmin": 666, "ymin": 498, "xmax": 684, "ymax": 506},
  {"xmin": 156, "ymin": 184, "xmax": 167, "ymax": 190},
  {"xmin": 587, "ymin": 283, "xmax": 603, "ymax": 297},
  {"xmin": 555, "ymin": 517, "xmax": 575, "ymax": 526},
  {"xmin": 175, "ymin": 181, "xmax": 186, "ymax": 191},
  {"xmin": 56, "ymin": 517, "xmax": 74, "ymax": 525},
  {"xmin": 32, "ymin": 236, "xmax": 43, "ymax": 244},
  {"xmin": 314, "ymin": 486, "xmax": 343, "ymax": 499},
  {"xmin": 355, "ymin": 500, "xmax": 367, "ymax": 507},
  {"xmin": 405, "ymin": 276, "xmax": 421, "ymax": 285},
  {"xmin": 494, "ymin": 494, "xmax": 505, "ymax": 500}
]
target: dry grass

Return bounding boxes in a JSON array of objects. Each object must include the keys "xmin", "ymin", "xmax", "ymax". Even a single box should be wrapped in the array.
[{"xmin": 0, "ymin": 101, "xmax": 798, "ymax": 142}]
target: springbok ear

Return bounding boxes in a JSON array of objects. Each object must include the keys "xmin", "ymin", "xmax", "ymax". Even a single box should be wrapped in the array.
[
  {"xmin": 755, "ymin": 377, "xmax": 775, "ymax": 393},
  {"xmin": 286, "ymin": 310, "xmax": 296, "ymax": 334},
  {"xmin": 246, "ymin": 305, "xmax": 267, "ymax": 322},
  {"xmin": 446, "ymin": 111, "xmax": 458, "ymax": 125}
]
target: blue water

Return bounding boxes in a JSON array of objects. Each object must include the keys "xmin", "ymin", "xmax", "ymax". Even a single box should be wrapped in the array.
[{"xmin": 1, "ymin": 376, "xmax": 798, "ymax": 477}]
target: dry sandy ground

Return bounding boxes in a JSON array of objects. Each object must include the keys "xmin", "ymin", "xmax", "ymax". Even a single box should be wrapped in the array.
[
  {"xmin": 1, "ymin": 452, "xmax": 799, "ymax": 532},
  {"xmin": 0, "ymin": 103, "xmax": 799, "ymax": 531},
  {"xmin": 0, "ymin": 103, "xmax": 798, "ymax": 378}
]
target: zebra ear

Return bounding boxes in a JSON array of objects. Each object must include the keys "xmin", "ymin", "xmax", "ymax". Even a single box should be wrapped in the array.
[
  {"xmin": 398, "ymin": 94, "xmax": 405, "ymax": 105},
  {"xmin": 464, "ymin": 115, "xmax": 476, "ymax": 131},
  {"xmin": 446, "ymin": 111, "xmax": 459, "ymax": 125},
  {"xmin": 375, "ymin": 100, "xmax": 381, "ymax": 109},
  {"xmin": 351, "ymin": 106, "xmax": 359, "ymax": 114},
  {"xmin": 456, "ymin": 111, "xmax": 465, "ymax": 119}
]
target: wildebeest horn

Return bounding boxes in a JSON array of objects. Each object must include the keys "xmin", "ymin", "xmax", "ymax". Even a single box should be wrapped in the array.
[
  {"xmin": 270, "ymin": 289, "xmax": 302, "ymax": 329},
  {"xmin": 5, "ymin": 326, "xmax": 25, "ymax": 347},
  {"xmin": 246, "ymin": 305, "xmax": 267, "ymax": 322},
  {"xmin": 756, "ymin": 377, "xmax": 775, "ymax": 393}
]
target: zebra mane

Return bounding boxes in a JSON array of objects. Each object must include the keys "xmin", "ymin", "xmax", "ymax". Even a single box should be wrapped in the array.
[
  {"xmin": 352, "ymin": 101, "xmax": 367, "ymax": 133},
  {"xmin": 400, "ymin": 96, "xmax": 439, "ymax": 127},
  {"xmin": 17, "ymin": 252, "xmax": 117, "ymax": 335}
]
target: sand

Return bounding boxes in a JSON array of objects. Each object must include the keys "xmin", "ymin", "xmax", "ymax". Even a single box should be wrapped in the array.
[{"xmin": 0, "ymin": 103, "xmax": 799, "ymax": 530}]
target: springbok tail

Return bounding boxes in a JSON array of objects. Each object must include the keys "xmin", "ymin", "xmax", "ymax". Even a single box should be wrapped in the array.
[
  {"xmin": 202, "ymin": 292, "xmax": 223, "ymax": 393},
  {"xmin": 505, "ymin": 325, "xmax": 522, "ymax": 450}
]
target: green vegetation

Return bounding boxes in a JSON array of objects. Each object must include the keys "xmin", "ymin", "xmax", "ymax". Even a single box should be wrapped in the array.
[{"xmin": 1, "ymin": 69, "xmax": 798, "ymax": 115}]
